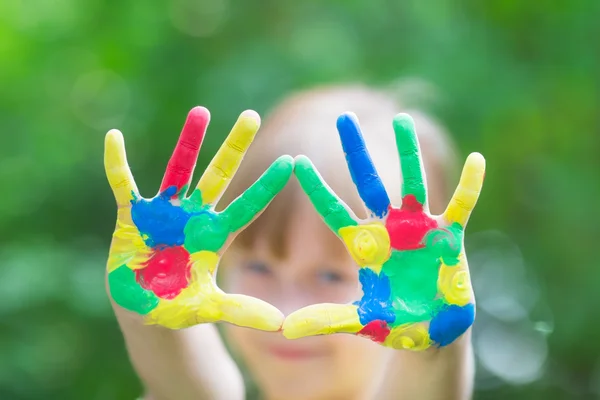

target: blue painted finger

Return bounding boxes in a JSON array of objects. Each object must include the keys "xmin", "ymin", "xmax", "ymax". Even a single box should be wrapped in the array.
[{"xmin": 337, "ymin": 113, "xmax": 390, "ymax": 218}]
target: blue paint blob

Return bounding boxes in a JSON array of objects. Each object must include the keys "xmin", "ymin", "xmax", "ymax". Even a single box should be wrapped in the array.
[
  {"xmin": 131, "ymin": 186, "xmax": 192, "ymax": 248},
  {"xmin": 429, "ymin": 303, "xmax": 475, "ymax": 347},
  {"xmin": 355, "ymin": 268, "xmax": 396, "ymax": 325},
  {"xmin": 337, "ymin": 113, "xmax": 390, "ymax": 218}
]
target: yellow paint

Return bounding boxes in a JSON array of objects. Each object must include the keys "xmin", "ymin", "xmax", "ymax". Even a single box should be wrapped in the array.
[
  {"xmin": 438, "ymin": 257, "xmax": 472, "ymax": 306},
  {"xmin": 282, "ymin": 304, "xmax": 363, "ymax": 339},
  {"xmin": 384, "ymin": 323, "xmax": 432, "ymax": 351},
  {"xmin": 147, "ymin": 250, "xmax": 283, "ymax": 331},
  {"xmin": 196, "ymin": 110, "xmax": 260, "ymax": 205},
  {"xmin": 107, "ymin": 209, "xmax": 151, "ymax": 273},
  {"xmin": 443, "ymin": 152, "xmax": 485, "ymax": 226},
  {"xmin": 338, "ymin": 223, "xmax": 391, "ymax": 269},
  {"xmin": 104, "ymin": 129, "xmax": 138, "ymax": 207}
]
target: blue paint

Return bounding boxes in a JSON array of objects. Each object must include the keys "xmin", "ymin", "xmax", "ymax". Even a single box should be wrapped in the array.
[
  {"xmin": 429, "ymin": 303, "xmax": 475, "ymax": 346},
  {"xmin": 337, "ymin": 113, "xmax": 391, "ymax": 218},
  {"xmin": 354, "ymin": 268, "xmax": 396, "ymax": 325},
  {"xmin": 131, "ymin": 186, "xmax": 192, "ymax": 248}
]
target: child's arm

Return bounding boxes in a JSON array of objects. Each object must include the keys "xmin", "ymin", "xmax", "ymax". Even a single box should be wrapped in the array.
[
  {"xmin": 103, "ymin": 107, "xmax": 293, "ymax": 399},
  {"xmin": 374, "ymin": 331, "xmax": 474, "ymax": 400},
  {"xmin": 113, "ymin": 308, "xmax": 244, "ymax": 400}
]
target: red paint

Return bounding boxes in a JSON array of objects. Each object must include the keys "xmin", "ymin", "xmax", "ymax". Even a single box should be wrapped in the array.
[
  {"xmin": 136, "ymin": 246, "xmax": 191, "ymax": 299},
  {"xmin": 159, "ymin": 107, "xmax": 210, "ymax": 195},
  {"xmin": 385, "ymin": 195, "xmax": 438, "ymax": 251},
  {"xmin": 358, "ymin": 320, "xmax": 391, "ymax": 343}
]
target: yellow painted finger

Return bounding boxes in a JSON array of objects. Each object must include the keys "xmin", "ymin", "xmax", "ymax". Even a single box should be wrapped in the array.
[
  {"xmin": 104, "ymin": 129, "xmax": 139, "ymax": 207},
  {"xmin": 283, "ymin": 304, "xmax": 363, "ymax": 339},
  {"xmin": 196, "ymin": 110, "xmax": 260, "ymax": 205},
  {"xmin": 443, "ymin": 152, "xmax": 485, "ymax": 226},
  {"xmin": 218, "ymin": 293, "xmax": 284, "ymax": 331}
]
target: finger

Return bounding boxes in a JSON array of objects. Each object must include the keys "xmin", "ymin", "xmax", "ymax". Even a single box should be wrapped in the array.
[
  {"xmin": 282, "ymin": 304, "xmax": 363, "ymax": 339},
  {"xmin": 196, "ymin": 110, "xmax": 260, "ymax": 206},
  {"xmin": 294, "ymin": 155, "xmax": 358, "ymax": 234},
  {"xmin": 337, "ymin": 113, "xmax": 391, "ymax": 218},
  {"xmin": 221, "ymin": 155, "xmax": 294, "ymax": 233},
  {"xmin": 393, "ymin": 113, "xmax": 428, "ymax": 209},
  {"xmin": 159, "ymin": 106, "xmax": 209, "ymax": 196},
  {"xmin": 105, "ymin": 129, "xmax": 139, "ymax": 207},
  {"xmin": 218, "ymin": 293, "xmax": 284, "ymax": 331},
  {"xmin": 442, "ymin": 152, "xmax": 485, "ymax": 226}
]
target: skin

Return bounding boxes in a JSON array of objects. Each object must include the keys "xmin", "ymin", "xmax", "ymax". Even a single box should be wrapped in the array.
[{"xmin": 222, "ymin": 198, "xmax": 391, "ymax": 400}]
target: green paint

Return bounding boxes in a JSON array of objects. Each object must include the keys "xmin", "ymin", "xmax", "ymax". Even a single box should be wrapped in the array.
[
  {"xmin": 182, "ymin": 189, "xmax": 207, "ymax": 213},
  {"xmin": 382, "ymin": 222, "xmax": 466, "ymax": 326},
  {"xmin": 178, "ymin": 184, "xmax": 190, "ymax": 199},
  {"xmin": 294, "ymin": 155, "xmax": 357, "ymax": 232},
  {"xmin": 223, "ymin": 155, "xmax": 294, "ymax": 232},
  {"xmin": 424, "ymin": 223, "xmax": 464, "ymax": 266},
  {"xmin": 109, "ymin": 265, "xmax": 159, "ymax": 315},
  {"xmin": 393, "ymin": 114, "xmax": 426, "ymax": 205},
  {"xmin": 184, "ymin": 212, "xmax": 230, "ymax": 253},
  {"xmin": 382, "ymin": 249, "xmax": 443, "ymax": 325}
]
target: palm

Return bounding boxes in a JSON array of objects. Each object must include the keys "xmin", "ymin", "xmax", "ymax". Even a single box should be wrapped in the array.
[
  {"xmin": 105, "ymin": 107, "xmax": 292, "ymax": 330},
  {"xmin": 283, "ymin": 113, "xmax": 485, "ymax": 350}
]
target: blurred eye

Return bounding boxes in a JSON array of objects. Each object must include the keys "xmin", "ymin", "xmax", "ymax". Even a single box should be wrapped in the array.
[
  {"xmin": 244, "ymin": 260, "xmax": 271, "ymax": 275},
  {"xmin": 317, "ymin": 269, "xmax": 344, "ymax": 284}
]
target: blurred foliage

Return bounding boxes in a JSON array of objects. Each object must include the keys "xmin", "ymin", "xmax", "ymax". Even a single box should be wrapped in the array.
[{"xmin": 0, "ymin": 0, "xmax": 599, "ymax": 399}]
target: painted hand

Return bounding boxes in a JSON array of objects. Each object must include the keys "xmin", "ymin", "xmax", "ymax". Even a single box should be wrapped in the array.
[
  {"xmin": 105, "ymin": 107, "xmax": 293, "ymax": 330},
  {"xmin": 283, "ymin": 113, "xmax": 485, "ymax": 350}
]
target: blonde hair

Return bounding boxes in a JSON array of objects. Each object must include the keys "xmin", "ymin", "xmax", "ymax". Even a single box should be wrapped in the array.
[{"xmin": 220, "ymin": 83, "xmax": 458, "ymax": 257}]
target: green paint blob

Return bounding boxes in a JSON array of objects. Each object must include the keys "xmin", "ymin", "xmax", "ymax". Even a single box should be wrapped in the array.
[
  {"xmin": 223, "ymin": 155, "xmax": 294, "ymax": 232},
  {"xmin": 383, "ymin": 249, "xmax": 442, "ymax": 325},
  {"xmin": 424, "ymin": 223, "xmax": 464, "ymax": 266},
  {"xmin": 182, "ymin": 189, "xmax": 207, "ymax": 213},
  {"xmin": 184, "ymin": 212, "xmax": 229, "ymax": 253},
  {"xmin": 109, "ymin": 265, "xmax": 159, "ymax": 315},
  {"xmin": 382, "ymin": 221, "xmax": 466, "ymax": 326},
  {"xmin": 294, "ymin": 155, "xmax": 357, "ymax": 232},
  {"xmin": 393, "ymin": 114, "xmax": 426, "ymax": 205}
]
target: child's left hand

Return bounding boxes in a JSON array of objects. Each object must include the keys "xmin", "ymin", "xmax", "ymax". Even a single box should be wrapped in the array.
[{"xmin": 283, "ymin": 112, "xmax": 485, "ymax": 350}]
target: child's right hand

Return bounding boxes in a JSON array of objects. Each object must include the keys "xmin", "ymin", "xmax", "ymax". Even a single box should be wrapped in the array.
[{"xmin": 104, "ymin": 107, "xmax": 292, "ymax": 331}]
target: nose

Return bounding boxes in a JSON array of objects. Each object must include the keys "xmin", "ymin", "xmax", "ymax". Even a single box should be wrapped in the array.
[{"xmin": 269, "ymin": 283, "xmax": 316, "ymax": 316}]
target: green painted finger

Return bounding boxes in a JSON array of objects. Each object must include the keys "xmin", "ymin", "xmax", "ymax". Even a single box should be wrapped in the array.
[
  {"xmin": 393, "ymin": 114, "xmax": 427, "ymax": 206},
  {"xmin": 293, "ymin": 155, "xmax": 357, "ymax": 233},
  {"xmin": 222, "ymin": 155, "xmax": 294, "ymax": 232},
  {"xmin": 108, "ymin": 265, "xmax": 159, "ymax": 315}
]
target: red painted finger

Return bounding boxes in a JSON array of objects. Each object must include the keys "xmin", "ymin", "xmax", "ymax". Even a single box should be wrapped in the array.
[{"xmin": 159, "ymin": 106, "xmax": 210, "ymax": 195}]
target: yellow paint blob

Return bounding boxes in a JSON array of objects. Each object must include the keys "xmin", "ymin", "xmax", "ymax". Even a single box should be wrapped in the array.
[
  {"xmin": 107, "ymin": 210, "xmax": 151, "ymax": 273},
  {"xmin": 438, "ymin": 260, "xmax": 472, "ymax": 306},
  {"xmin": 384, "ymin": 323, "xmax": 432, "ymax": 351},
  {"xmin": 338, "ymin": 223, "xmax": 391, "ymax": 268}
]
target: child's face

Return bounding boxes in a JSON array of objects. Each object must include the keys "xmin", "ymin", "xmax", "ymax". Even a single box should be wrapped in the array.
[{"xmin": 223, "ymin": 199, "xmax": 389, "ymax": 400}]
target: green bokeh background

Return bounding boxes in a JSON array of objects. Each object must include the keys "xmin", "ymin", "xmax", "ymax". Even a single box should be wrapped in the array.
[{"xmin": 1, "ymin": 1, "xmax": 599, "ymax": 399}]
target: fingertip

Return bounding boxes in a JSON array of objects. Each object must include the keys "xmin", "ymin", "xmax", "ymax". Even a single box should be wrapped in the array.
[
  {"xmin": 293, "ymin": 154, "xmax": 313, "ymax": 170},
  {"xmin": 239, "ymin": 109, "xmax": 261, "ymax": 130},
  {"xmin": 105, "ymin": 129, "xmax": 123, "ymax": 143},
  {"xmin": 188, "ymin": 106, "xmax": 211, "ymax": 123},
  {"xmin": 337, "ymin": 111, "xmax": 359, "ymax": 129},
  {"xmin": 467, "ymin": 152, "xmax": 486, "ymax": 169},
  {"xmin": 392, "ymin": 113, "xmax": 415, "ymax": 132}
]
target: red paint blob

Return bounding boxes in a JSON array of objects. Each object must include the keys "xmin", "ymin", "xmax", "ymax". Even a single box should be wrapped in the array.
[
  {"xmin": 358, "ymin": 320, "xmax": 391, "ymax": 343},
  {"xmin": 136, "ymin": 246, "xmax": 191, "ymax": 299},
  {"xmin": 385, "ymin": 195, "xmax": 438, "ymax": 251}
]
